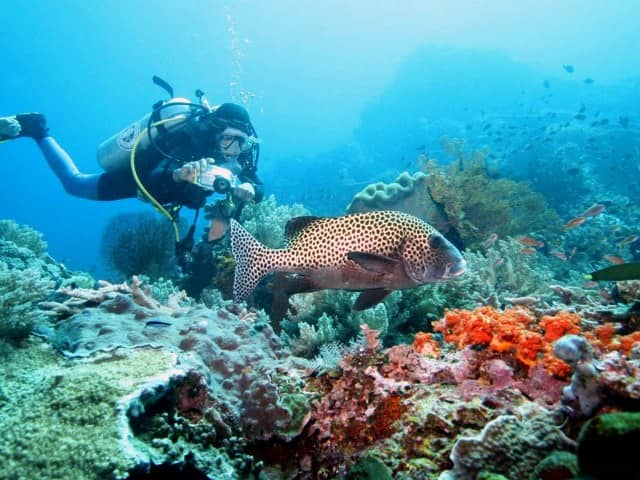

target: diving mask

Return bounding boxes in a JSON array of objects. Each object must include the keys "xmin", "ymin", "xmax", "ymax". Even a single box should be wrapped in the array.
[{"xmin": 217, "ymin": 133, "xmax": 259, "ymax": 153}]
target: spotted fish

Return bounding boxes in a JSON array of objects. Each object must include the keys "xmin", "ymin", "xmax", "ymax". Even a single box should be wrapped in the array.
[{"xmin": 230, "ymin": 210, "xmax": 466, "ymax": 310}]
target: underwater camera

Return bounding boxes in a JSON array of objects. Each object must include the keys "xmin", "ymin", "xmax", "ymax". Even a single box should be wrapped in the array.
[{"xmin": 196, "ymin": 163, "xmax": 237, "ymax": 194}]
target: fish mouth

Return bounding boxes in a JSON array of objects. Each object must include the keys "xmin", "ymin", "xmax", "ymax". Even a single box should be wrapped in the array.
[{"xmin": 443, "ymin": 258, "xmax": 467, "ymax": 278}]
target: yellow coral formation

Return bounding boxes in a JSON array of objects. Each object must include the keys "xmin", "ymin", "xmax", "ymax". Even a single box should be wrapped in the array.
[{"xmin": 421, "ymin": 139, "xmax": 561, "ymax": 247}]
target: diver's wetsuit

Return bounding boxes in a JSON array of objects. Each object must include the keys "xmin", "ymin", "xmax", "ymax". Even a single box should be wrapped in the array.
[{"xmin": 37, "ymin": 123, "xmax": 263, "ymax": 212}]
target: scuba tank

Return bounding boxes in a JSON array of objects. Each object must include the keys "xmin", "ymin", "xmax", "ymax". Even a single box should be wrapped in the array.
[{"xmin": 96, "ymin": 97, "xmax": 195, "ymax": 172}]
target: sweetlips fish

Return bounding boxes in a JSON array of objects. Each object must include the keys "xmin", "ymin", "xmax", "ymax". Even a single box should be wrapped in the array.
[{"xmin": 229, "ymin": 210, "xmax": 466, "ymax": 311}]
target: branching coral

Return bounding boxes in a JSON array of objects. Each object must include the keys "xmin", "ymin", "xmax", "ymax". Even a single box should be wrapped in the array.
[
  {"xmin": 0, "ymin": 260, "xmax": 54, "ymax": 340},
  {"xmin": 0, "ymin": 219, "xmax": 48, "ymax": 257},
  {"xmin": 240, "ymin": 194, "xmax": 310, "ymax": 248}
]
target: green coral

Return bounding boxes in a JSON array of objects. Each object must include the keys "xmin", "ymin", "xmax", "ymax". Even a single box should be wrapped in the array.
[
  {"xmin": 345, "ymin": 454, "xmax": 393, "ymax": 479},
  {"xmin": 0, "ymin": 260, "xmax": 53, "ymax": 341},
  {"xmin": 240, "ymin": 194, "xmax": 310, "ymax": 247},
  {"xmin": 477, "ymin": 473, "xmax": 510, "ymax": 480},
  {"xmin": 422, "ymin": 138, "xmax": 561, "ymax": 248},
  {"xmin": 577, "ymin": 412, "xmax": 640, "ymax": 479},
  {"xmin": 531, "ymin": 451, "xmax": 578, "ymax": 480},
  {"xmin": 0, "ymin": 343, "xmax": 179, "ymax": 480},
  {"xmin": 0, "ymin": 219, "xmax": 48, "ymax": 256}
]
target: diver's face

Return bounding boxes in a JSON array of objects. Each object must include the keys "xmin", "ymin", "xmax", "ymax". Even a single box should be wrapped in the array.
[{"xmin": 217, "ymin": 127, "xmax": 247, "ymax": 160}]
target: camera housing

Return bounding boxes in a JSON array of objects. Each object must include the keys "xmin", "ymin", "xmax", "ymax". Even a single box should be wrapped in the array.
[{"xmin": 196, "ymin": 164, "xmax": 237, "ymax": 193}]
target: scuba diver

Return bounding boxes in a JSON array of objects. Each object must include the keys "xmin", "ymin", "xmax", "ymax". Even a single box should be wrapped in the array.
[{"xmin": 0, "ymin": 76, "xmax": 264, "ymax": 296}]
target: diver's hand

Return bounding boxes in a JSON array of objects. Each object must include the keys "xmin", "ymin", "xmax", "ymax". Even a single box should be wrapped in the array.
[
  {"xmin": 0, "ymin": 117, "xmax": 21, "ymax": 139},
  {"xmin": 172, "ymin": 159, "xmax": 210, "ymax": 184},
  {"xmin": 232, "ymin": 182, "xmax": 255, "ymax": 202}
]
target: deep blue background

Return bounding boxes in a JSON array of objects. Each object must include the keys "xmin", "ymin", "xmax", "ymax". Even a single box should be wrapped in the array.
[{"xmin": 1, "ymin": 1, "xmax": 638, "ymax": 277}]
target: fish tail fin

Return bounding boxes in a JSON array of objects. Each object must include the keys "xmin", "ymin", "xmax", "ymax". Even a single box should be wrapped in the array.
[{"xmin": 229, "ymin": 219, "xmax": 274, "ymax": 301}]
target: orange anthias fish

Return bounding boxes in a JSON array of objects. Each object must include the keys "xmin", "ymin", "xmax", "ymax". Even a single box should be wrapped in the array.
[
  {"xmin": 581, "ymin": 203, "xmax": 606, "ymax": 217},
  {"xmin": 483, "ymin": 233, "xmax": 499, "ymax": 248},
  {"xmin": 516, "ymin": 236, "xmax": 544, "ymax": 248},
  {"xmin": 618, "ymin": 235, "xmax": 639, "ymax": 246},
  {"xmin": 549, "ymin": 250, "xmax": 568, "ymax": 260},
  {"xmin": 603, "ymin": 254, "xmax": 625, "ymax": 265},
  {"xmin": 564, "ymin": 216, "xmax": 587, "ymax": 229}
]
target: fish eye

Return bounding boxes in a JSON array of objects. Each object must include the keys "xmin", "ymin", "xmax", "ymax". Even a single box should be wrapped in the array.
[{"xmin": 428, "ymin": 234, "xmax": 443, "ymax": 249}]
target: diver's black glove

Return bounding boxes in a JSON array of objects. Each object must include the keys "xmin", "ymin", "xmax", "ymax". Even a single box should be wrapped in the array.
[{"xmin": 16, "ymin": 113, "xmax": 49, "ymax": 139}]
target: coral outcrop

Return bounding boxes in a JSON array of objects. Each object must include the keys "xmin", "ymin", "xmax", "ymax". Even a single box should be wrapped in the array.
[
  {"xmin": 0, "ymin": 343, "xmax": 180, "ymax": 480},
  {"xmin": 346, "ymin": 171, "xmax": 450, "ymax": 234},
  {"xmin": 100, "ymin": 211, "xmax": 180, "ymax": 281}
]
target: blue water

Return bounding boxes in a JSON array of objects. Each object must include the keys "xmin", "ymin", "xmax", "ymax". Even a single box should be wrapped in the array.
[{"xmin": 1, "ymin": 0, "xmax": 639, "ymax": 277}]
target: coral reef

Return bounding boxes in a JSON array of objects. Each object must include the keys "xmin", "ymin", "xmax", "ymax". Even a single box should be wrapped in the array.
[
  {"xmin": 576, "ymin": 412, "xmax": 640, "ymax": 479},
  {"xmin": 0, "ymin": 219, "xmax": 48, "ymax": 256},
  {"xmin": 419, "ymin": 141, "xmax": 562, "ymax": 248},
  {"xmin": 3, "ymin": 217, "xmax": 640, "ymax": 480},
  {"xmin": 553, "ymin": 334, "xmax": 602, "ymax": 415},
  {"xmin": 0, "ymin": 260, "xmax": 53, "ymax": 340},
  {"xmin": 240, "ymin": 194, "xmax": 310, "ymax": 248},
  {"xmin": 100, "ymin": 211, "xmax": 180, "ymax": 281},
  {"xmin": 0, "ymin": 342, "xmax": 180, "ymax": 480},
  {"xmin": 346, "ymin": 171, "xmax": 450, "ymax": 233},
  {"xmin": 433, "ymin": 306, "xmax": 581, "ymax": 377},
  {"xmin": 440, "ymin": 405, "xmax": 575, "ymax": 480}
]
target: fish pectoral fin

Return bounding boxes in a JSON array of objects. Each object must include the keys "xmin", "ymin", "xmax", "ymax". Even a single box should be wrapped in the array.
[
  {"xmin": 353, "ymin": 289, "xmax": 392, "ymax": 311},
  {"xmin": 347, "ymin": 251, "xmax": 400, "ymax": 273}
]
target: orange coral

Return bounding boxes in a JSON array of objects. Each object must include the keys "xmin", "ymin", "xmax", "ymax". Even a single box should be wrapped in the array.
[
  {"xmin": 412, "ymin": 332, "xmax": 440, "ymax": 357},
  {"xmin": 539, "ymin": 311, "xmax": 581, "ymax": 342},
  {"xmin": 587, "ymin": 325, "xmax": 640, "ymax": 355},
  {"xmin": 433, "ymin": 306, "xmax": 583, "ymax": 378}
]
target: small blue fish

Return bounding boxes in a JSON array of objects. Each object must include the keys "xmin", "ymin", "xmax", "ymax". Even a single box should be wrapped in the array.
[
  {"xmin": 583, "ymin": 77, "xmax": 594, "ymax": 84},
  {"xmin": 563, "ymin": 64, "xmax": 575, "ymax": 73},
  {"xmin": 145, "ymin": 320, "xmax": 172, "ymax": 328}
]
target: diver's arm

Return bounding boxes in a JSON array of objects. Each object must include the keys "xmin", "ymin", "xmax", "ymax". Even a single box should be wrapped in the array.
[{"xmin": 144, "ymin": 160, "xmax": 210, "ymax": 209}]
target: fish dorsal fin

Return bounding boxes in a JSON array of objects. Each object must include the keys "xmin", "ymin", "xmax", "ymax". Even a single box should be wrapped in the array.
[
  {"xmin": 284, "ymin": 216, "xmax": 323, "ymax": 246},
  {"xmin": 347, "ymin": 252, "xmax": 400, "ymax": 273},
  {"xmin": 353, "ymin": 288, "xmax": 392, "ymax": 310}
]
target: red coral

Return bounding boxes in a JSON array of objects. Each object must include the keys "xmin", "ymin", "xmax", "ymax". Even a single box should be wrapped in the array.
[
  {"xmin": 307, "ymin": 349, "xmax": 408, "ymax": 456},
  {"xmin": 539, "ymin": 311, "xmax": 581, "ymax": 342},
  {"xmin": 172, "ymin": 371, "xmax": 211, "ymax": 423}
]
